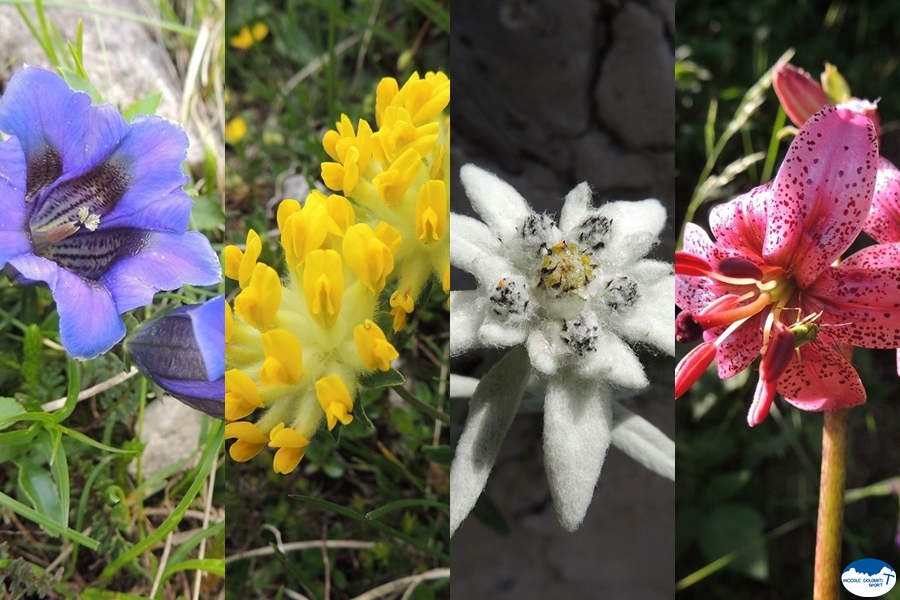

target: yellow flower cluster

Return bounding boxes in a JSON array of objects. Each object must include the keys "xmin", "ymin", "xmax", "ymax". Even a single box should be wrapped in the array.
[
  {"xmin": 224, "ymin": 72, "xmax": 449, "ymax": 474},
  {"xmin": 224, "ymin": 193, "xmax": 402, "ymax": 473},
  {"xmin": 321, "ymin": 71, "xmax": 450, "ymax": 330}
]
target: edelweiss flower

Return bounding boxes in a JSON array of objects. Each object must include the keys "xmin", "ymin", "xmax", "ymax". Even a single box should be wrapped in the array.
[
  {"xmin": 0, "ymin": 67, "xmax": 220, "ymax": 359},
  {"xmin": 450, "ymin": 165, "xmax": 673, "ymax": 532}
]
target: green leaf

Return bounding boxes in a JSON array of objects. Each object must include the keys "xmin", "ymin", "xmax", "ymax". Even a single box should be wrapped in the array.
[
  {"xmin": 366, "ymin": 498, "xmax": 449, "ymax": 520},
  {"xmin": 0, "ymin": 397, "xmax": 26, "ymax": 427},
  {"xmin": 123, "ymin": 91, "xmax": 163, "ymax": 121},
  {"xmin": 58, "ymin": 67, "xmax": 103, "ymax": 104},
  {"xmin": 698, "ymin": 503, "xmax": 768, "ymax": 581},
  {"xmin": 191, "ymin": 193, "xmax": 226, "ymax": 232},
  {"xmin": 391, "ymin": 407, "xmax": 416, "ymax": 436},
  {"xmin": 16, "ymin": 457, "xmax": 65, "ymax": 529},
  {"xmin": 422, "ymin": 445, "xmax": 451, "ymax": 465},
  {"xmin": 359, "ymin": 367, "xmax": 405, "ymax": 389}
]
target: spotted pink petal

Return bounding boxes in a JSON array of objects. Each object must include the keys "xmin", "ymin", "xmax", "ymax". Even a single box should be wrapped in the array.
[
  {"xmin": 804, "ymin": 243, "xmax": 900, "ymax": 349},
  {"xmin": 764, "ymin": 106, "xmax": 878, "ymax": 287},
  {"xmin": 777, "ymin": 339, "xmax": 865, "ymax": 411},
  {"xmin": 708, "ymin": 183, "xmax": 768, "ymax": 260},
  {"xmin": 712, "ymin": 311, "xmax": 766, "ymax": 379},
  {"xmin": 863, "ymin": 157, "xmax": 900, "ymax": 244}
]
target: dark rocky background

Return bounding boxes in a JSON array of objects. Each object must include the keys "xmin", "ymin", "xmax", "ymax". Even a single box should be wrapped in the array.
[{"xmin": 450, "ymin": 0, "xmax": 675, "ymax": 597}]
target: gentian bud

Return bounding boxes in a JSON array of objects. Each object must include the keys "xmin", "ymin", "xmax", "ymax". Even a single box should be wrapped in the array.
[{"xmin": 127, "ymin": 296, "xmax": 225, "ymax": 419}]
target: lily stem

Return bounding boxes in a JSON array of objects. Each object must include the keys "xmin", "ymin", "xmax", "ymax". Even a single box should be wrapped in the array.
[{"xmin": 813, "ymin": 408, "xmax": 849, "ymax": 600}]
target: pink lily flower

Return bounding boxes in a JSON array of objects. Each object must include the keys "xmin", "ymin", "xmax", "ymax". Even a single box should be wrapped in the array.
[{"xmin": 676, "ymin": 106, "xmax": 900, "ymax": 426}]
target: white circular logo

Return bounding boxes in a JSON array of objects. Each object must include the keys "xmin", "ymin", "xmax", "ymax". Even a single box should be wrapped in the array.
[{"xmin": 841, "ymin": 558, "xmax": 896, "ymax": 597}]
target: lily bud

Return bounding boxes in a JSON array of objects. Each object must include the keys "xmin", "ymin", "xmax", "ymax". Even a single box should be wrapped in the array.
[
  {"xmin": 127, "ymin": 296, "xmax": 225, "ymax": 419},
  {"xmin": 747, "ymin": 322, "xmax": 795, "ymax": 426},
  {"xmin": 675, "ymin": 341, "xmax": 717, "ymax": 399},
  {"xmin": 773, "ymin": 63, "xmax": 828, "ymax": 127}
]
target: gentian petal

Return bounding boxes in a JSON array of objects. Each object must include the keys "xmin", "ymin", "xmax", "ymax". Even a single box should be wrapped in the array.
[
  {"xmin": 863, "ymin": 157, "xmax": 900, "ymax": 244},
  {"xmin": 144, "ymin": 375, "xmax": 224, "ymax": 419},
  {"xmin": 126, "ymin": 297, "xmax": 224, "ymax": 418},
  {"xmin": 95, "ymin": 115, "xmax": 192, "ymax": 231},
  {"xmin": 765, "ymin": 106, "xmax": 878, "ymax": 286},
  {"xmin": 0, "ymin": 66, "xmax": 129, "ymax": 195},
  {"xmin": 777, "ymin": 339, "xmax": 865, "ymax": 411},
  {"xmin": 543, "ymin": 374, "xmax": 613, "ymax": 532},
  {"xmin": 0, "ymin": 137, "xmax": 31, "ymax": 265},
  {"xmin": 10, "ymin": 254, "xmax": 124, "ymax": 359},
  {"xmin": 101, "ymin": 231, "xmax": 221, "ymax": 312},
  {"xmin": 187, "ymin": 296, "xmax": 226, "ymax": 381}
]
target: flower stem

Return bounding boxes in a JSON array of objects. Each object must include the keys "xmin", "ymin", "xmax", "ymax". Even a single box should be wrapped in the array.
[{"xmin": 813, "ymin": 408, "xmax": 849, "ymax": 600}]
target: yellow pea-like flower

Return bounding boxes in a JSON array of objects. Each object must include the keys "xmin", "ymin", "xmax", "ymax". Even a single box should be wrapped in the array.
[
  {"xmin": 315, "ymin": 374, "xmax": 354, "ymax": 430},
  {"xmin": 225, "ymin": 301, "xmax": 234, "ymax": 344},
  {"xmin": 415, "ymin": 179, "xmax": 447, "ymax": 243},
  {"xmin": 225, "ymin": 421, "xmax": 270, "ymax": 461},
  {"xmin": 268, "ymin": 423, "xmax": 309, "ymax": 474},
  {"xmin": 225, "ymin": 369, "xmax": 264, "ymax": 421},
  {"xmin": 303, "ymin": 249, "xmax": 344, "ymax": 327},
  {"xmin": 343, "ymin": 224, "xmax": 395, "ymax": 295},
  {"xmin": 224, "ymin": 116, "xmax": 248, "ymax": 144},
  {"xmin": 234, "ymin": 262, "xmax": 281, "ymax": 330},
  {"xmin": 354, "ymin": 320, "xmax": 399, "ymax": 371},
  {"xmin": 372, "ymin": 147, "xmax": 422, "ymax": 205},
  {"xmin": 260, "ymin": 329, "xmax": 303, "ymax": 386}
]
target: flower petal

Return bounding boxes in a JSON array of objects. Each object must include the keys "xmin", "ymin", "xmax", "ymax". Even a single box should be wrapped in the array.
[
  {"xmin": 712, "ymin": 311, "xmax": 766, "ymax": 379},
  {"xmin": 459, "ymin": 164, "xmax": 532, "ymax": 242},
  {"xmin": 558, "ymin": 182, "xmax": 593, "ymax": 232},
  {"xmin": 594, "ymin": 199, "xmax": 666, "ymax": 267},
  {"xmin": 449, "ymin": 213, "xmax": 509, "ymax": 284},
  {"xmin": 607, "ymin": 273, "xmax": 674, "ymax": 355},
  {"xmin": 578, "ymin": 329, "xmax": 648, "ymax": 389},
  {"xmin": 448, "ymin": 290, "xmax": 485, "ymax": 356},
  {"xmin": 765, "ymin": 106, "xmax": 878, "ymax": 286},
  {"xmin": 543, "ymin": 374, "xmax": 613, "ymax": 531},
  {"xmin": 100, "ymin": 231, "xmax": 221, "ymax": 313},
  {"xmin": 10, "ymin": 254, "xmax": 124, "ymax": 359},
  {"xmin": 708, "ymin": 184, "xmax": 769, "ymax": 260},
  {"xmin": 804, "ymin": 243, "xmax": 900, "ymax": 349},
  {"xmin": 0, "ymin": 137, "xmax": 31, "ymax": 265},
  {"xmin": 863, "ymin": 157, "xmax": 900, "ymax": 244},
  {"xmin": 777, "ymin": 339, "xmax": 865, "ymax": 411},
  {"xmin": 0, "ymin": 66, "xmax": 130, "ymax": 189},
  {"xmin": 93, "ymin": 115, "xmax": 193, "ymax": 232},
  {"xmin": 450, "ymin": 345, "xmax": 530, "ymax": 537}
]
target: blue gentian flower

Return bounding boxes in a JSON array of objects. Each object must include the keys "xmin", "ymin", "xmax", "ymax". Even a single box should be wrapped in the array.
[
  {"xmin": 0, "ymin": 66, "xmax": 220, "ymax": 359},
  {"xmin": 127, "ymin": 296, "xmax": 224, "ymax": 419}
]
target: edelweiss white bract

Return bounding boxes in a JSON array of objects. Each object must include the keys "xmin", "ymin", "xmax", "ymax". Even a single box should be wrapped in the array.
[{"xmin": 450, "ymin": 164, "xmax": 674, "ymax": 533}]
